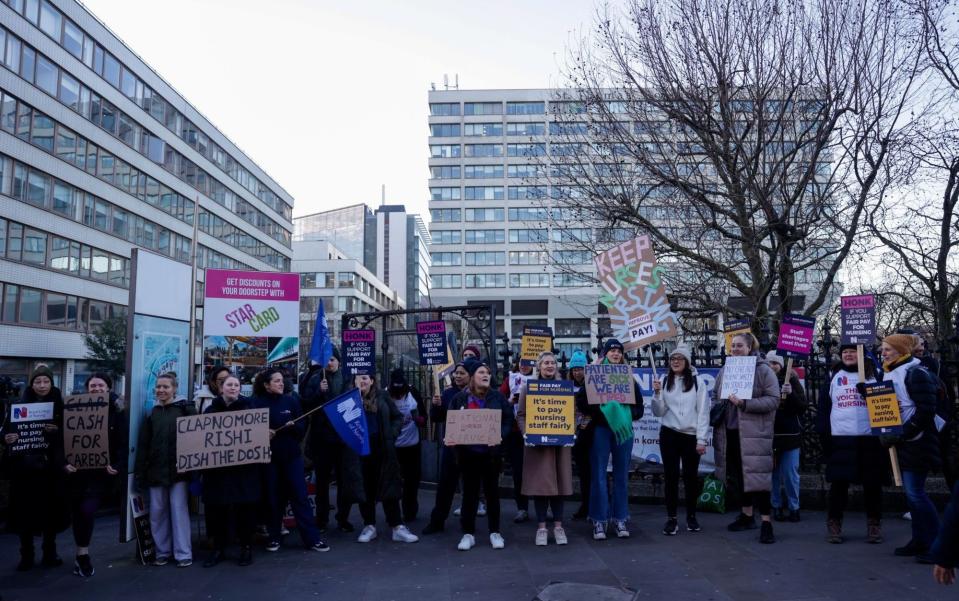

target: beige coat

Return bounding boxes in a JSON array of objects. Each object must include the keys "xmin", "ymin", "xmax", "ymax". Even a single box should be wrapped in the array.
[
  {"xmin": 517, "ymin": 373, "xmax": 574, "ymax": 497},
  {"xmin": 712, "ymin": 355, "xmax": 780, "ymax": 493}
]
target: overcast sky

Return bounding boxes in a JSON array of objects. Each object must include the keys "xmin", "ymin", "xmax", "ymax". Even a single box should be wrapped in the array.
[{"xmin": 80, "ymin": 0, "xmax": 601, "ymax": 219}]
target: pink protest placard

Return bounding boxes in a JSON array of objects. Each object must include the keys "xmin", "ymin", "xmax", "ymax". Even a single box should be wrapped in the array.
[{"xmin": 776, "ymin": 313, "xmax": 816, "ymax": 358}]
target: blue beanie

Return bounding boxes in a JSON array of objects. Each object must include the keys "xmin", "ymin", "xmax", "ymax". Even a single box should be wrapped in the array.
[{"xmin": 568, "ymin": 350, "xmax": 587, "ymax": 369}]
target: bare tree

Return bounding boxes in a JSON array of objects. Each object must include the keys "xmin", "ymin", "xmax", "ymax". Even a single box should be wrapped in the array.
[{"xmin": 537, "ymin": 0, "xmax": 930, "ymax": 338}]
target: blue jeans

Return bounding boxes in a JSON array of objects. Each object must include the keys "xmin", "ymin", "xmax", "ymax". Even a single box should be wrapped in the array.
[
  {"xmin": 902, "ymin": 470, "xmax": 940, "ymax": 549},
  {"xmin": 267, "ymin": 454, "xmax": 321, "ymax": 546},
  {"xmin": 771, "ymin": 448, "xmax": 801, "ymax": 511},
  {"xmin": 589, "ymin": 425, "xmax": 633, "ymax": 524}
]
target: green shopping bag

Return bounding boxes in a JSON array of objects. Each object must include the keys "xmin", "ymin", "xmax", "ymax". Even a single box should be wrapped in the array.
[{"xmin": 696, "ymin": 474, "xmax": 726, "ymax": 514}]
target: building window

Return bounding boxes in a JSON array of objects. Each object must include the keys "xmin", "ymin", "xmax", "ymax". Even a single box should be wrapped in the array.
[
  {"xmin": 430, "ymin": 165, "xmax": 461, "ymax": 179},
  {"xmin": 433, "ymin": 274, "xmax": 462, "ymax": 289},
  {"xmin": 508, "ymin": 187, "xmax": 547, "ymax": 201},
  {"xmin": 554, "ymin": 250, "xmax": 592, "ymax": 265},
  {"xmin": 18, "ymin": 287, "xmax": 41, "ymax": 323},
  {"xmin": 464, "ymin": 123, "xmax": 503, "ymax": 137},
  {"xmin": 429, "ymin": 123, "xmax": 461, "ymax": 137},
  {"xmin": 507, "ymin": 164, "xmax": 545, "ymax": 178},
  {"xmin": 507, "ymin": 143, "xmax": 546, "ymax": 157},
  {"xmin": 465, "ymin": 251, "xmax": 505, "ymax": 266},
  {"xmin": 464, "ymin": 144, "xmax": 503, "ymax": 158},
  {"xmin": 430, "ymin": 187, "xmax": 461, "ymax": 201},
  {"xmin": 430, "ymin": 252, "xmax": 462, "ymax": 266},
  {"xmin": 506, "ymin": 122, "xmax": 546, "ymax": 136},
  {"xmin": 464, "ymin": 229, "xmax": 504, "ymax": 244},
  {"xmin": 509, "ymin": 273, "xmax": 550, "ymax": 288},
  {"xmin": 430, "ymin": 208, "xmax": 461, "ymax": 222},
  {"xmin": 465, "ymin": 208, "xmax": 504, "ymax": 222},
  {"xmin": 464, "ymin": 186, "xmax": 504, "ymax": 200},
  {"xmin": 430, "ymin": 144, "xmax": 461, "ymax": 158},
  {"xmin": 429, "ymin": 102, "xmax": 460, "ymax": 116},
  {"xmin": 555, "ymin": 318, "xmax": 591, "ymax": 337},
  {"xmin": 430, "ymin": 230, "xmax": 462, "ymax": 244},
  {"xmin": 464, "ymin": 102, "xmax": 502, "ymax": 116},
  {"xmin": 506, "ymin": 101, "xmax": 545, "ymax": 115},
  {"xmin": 553, "ymin": 273, "xmax": 593, "ymax": 287},
  {"xmin": 509, "ymin": 250, "xmax": 548, "ymax": 265},
  {"xmin": 509, "ymin": 229, "xmax": 548, "ymax": 243},
  {"xmin": 465, "ymin": 274, "xmax": 506, "ymax": 288},
  {"xmin": 464, "ymin": 165, "xmax": 504, "ymax": 179}
]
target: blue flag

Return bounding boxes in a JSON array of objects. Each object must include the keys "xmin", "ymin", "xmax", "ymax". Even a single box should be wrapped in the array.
[
  {"xmin": 309, "ymin": 301, "xmax": 333, "ymax": 367},
  {"xmin": 322, "ymin": 389, "xmax": 370, "ymax": 456}
]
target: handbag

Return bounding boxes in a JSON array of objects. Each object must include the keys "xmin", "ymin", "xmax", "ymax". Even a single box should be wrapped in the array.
[
  {"xmin": 709, "ymin": 399, "xmax": 728, "ymax": 427},
  {"xmin": 696, "ymin": 474, "xmax": 726, "ymax": 514}
]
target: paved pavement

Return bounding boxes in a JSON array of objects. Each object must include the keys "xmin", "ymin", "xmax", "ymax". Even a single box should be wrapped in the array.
[{"xmin": 0, "ymin": 490, "xmax": 952, "ymax": 601}]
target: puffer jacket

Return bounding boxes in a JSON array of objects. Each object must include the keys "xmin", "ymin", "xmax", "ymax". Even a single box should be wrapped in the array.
[
  {"xmin": 883, "ymin": 356, "xmax": 941, "ymax": 472},
  {"xmin": 712, "ymin": 354, "xmax": 780, "ymax": 492},
  {"xmin": 134, "ymin": 399, "xmax": 197, "ymax": 488}
]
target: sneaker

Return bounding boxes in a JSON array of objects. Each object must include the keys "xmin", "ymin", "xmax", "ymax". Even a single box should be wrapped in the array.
[
  {"xmin": 592, "ymin": 521, "xmax": 607, "ymax": 540},
  {"xmin": 535, "ymin": 528, "xmax": 548, "ymax": 546},
  {"xmin": 202, "ymin": 550, "xmax": 224, "ymax": 568},
  {"xmin": 827, "ymin": 518, "xmax": 843, "ymax": 544},
  {"xmin": 457, "ymin": 534, "xmax": 476, "ymax": 551},
  {"xmin": 337, "ymin": 521, "xmax": 355, "ymax": 533},
  {"xmin": 392, "ymin": 525, "xmax": 419, "ymax": 543},
  {"xmin": 513, "ymin": 510, "xmax": 529, "ymax": 523},
  {"xmin": 73, "ymin": 554, "xmax": 94, "ymax": 577},
  {"xmin": 686, "ymin": 515, "xmax": 701, "ymax": 532},
  {"xmin": 311, "ymin": 540, "xmax": 331, "ymax": 552},
  {"xmin": 265, "ymin": 540, "xmax": 280, "ymax": 552},
  {"xmin": 788, "ymin": 509, "xmax": 801, "ymax": 523},
  {"xmin": 490, "ymin": 532, "xmax": 505, "ymax": 549},
  {"xmin": 421, "ymin": 522, "xmax": 445, "ymax": 535},
  {"xmin": 553, "ymin": 527, "xmax": 568, "ymax": 545},
  {"xmin": 176, "ymin": 559, "xmax": 193, "ymax": 568},
  {"xmin": 759, "ymin": 521, "xmax": 775, "ymax": 544},
  {"xmin": 772, "ymin": 507, "xmax": 786, "ymax": 522},
  {"xmin": 453, "ymin": 506, "xmax": 462, "ymax": 517},
  {"xmin": 238, "ymin": 546, "xmax": 253, "ymax": 567},
  {"xmin": 477, "ymin": 501, "xmax": 487, "ymax": 517},
  {"xmin": 727, "ymin": 513, "xmax": 757, "ymax": 532},
  {"xmin": 894, "ymin": 540, "xmax": 925, "ymax": 557},
  {"xmin": 152, "ymin": 556, "xmax": 170, "ymax": 566},
  {"xmin": 357, "ymin": 525, "xmax": 378, "ymax": 543},
  {"xmin": 866, "ymin": 519, "xmax": 883, "ymax": 544},
  {"xmin": 280, "ymin": 526, "xmax": 290, "ymax": 536},
  {"xmin": 613, "ymin": 520, "xmax": 630, "ymax": 538},
  {"xmin": 663, "ymin": 517, "xmax": 679, "ymax": 536}
]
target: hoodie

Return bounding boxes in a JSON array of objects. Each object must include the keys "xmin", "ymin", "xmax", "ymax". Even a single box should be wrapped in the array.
[{"xmin": 651, "ymin": 368, "xmax": 709, "ymax": 446}]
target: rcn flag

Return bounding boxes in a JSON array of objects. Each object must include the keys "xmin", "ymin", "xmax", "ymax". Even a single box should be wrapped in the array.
[
  {"xmin": 323, "ymin": 388, "xmax": 370, "ymax": 456},
  {"xmin": 309, "ymin": 300, "xmax": 333, "ymax": 367}
]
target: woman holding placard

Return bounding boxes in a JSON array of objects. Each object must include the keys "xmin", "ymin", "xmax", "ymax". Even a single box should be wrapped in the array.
[
  {"xmin": 0, "ymin": 365, "xmax": 69, "ymax": 571},
  {"xmin": 880, "ymin": 334, "xmax": 942, "ymax": 563},
  {"xmin": 818, "ymin": 344, "xmax": 888, "ymax": 544},
  {"xmin": 65, "ymin": 373, "xmax": 127, "ymax": 577},
  {"xmin": 517, "ymin": 352, "xmax": 573, "ymax": 546},
  {"xmin": 574, "ymin": 339, "xmax": 644, "ymax": 541},
  {"xmin": 201, "ymin": 375, "xmax": 261, "ymax": 568},
  {"xmin": 712, "ymin": 333, "xmax": 780, "ymax": 544},
  {"xmin": 651, "ymin": 344, "xmax": 709, "ymax": 535}
]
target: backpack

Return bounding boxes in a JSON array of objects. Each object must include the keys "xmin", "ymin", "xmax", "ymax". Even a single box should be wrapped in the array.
[{"xmin": 907, "ymin": 364, "xmax": 953, "ymax": 432}]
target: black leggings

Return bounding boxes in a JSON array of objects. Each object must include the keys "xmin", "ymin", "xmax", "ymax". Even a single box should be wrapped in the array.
[
  {"xmin": 572, "ymin": 429, "xmax": 592, "ymax": 512},
  {"xmin": 828, "ymin": 481, "xmax": 882, "ymax": 521},
  {"xmin": 660, "ymin": 426, "xmax": 702, "ymax": 518},
  {"xmin": 396, "ymin": 443, "xmax": 422, "ymax": 521},
  {"xmin": 459, "ymin": 451, "xmax": 501, "ymax": 535},
  {"xmin": 726, "ymin": 429, "xmax": 771, "ymax": 515},
  {"xmin": 533, "ymin": 497, "xmax": 564, "ymax": 524},
  {"xmin": 206, "ymin": 502, "xmax": 256, "ymax": 550}
]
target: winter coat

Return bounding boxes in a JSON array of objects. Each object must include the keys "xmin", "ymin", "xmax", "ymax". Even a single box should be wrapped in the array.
[
  {"xmin": 300, "ymin": 365, "xmax": 347, "ymax": 450},
  {"xmin": 134, "ymin": 399, "xmax": 196, "ymax": 488},
  {"xmin": 200, "ymin": 396, "xmax": 263, "ymax": 506},
  {"xmin": 254, "ymin": 391, "xmax": 306, "ymax": 462},
  {"xmin": 0, "ymin": 386, "xmax": 70, "ymax": 535},
  {"xmin": 517, "ymin": 373, "xmax": 573, "ymax": 497},
  {"xmin": 712, "ymin": 354, "xmax": 780, "ymax": 492},
  {"xmin": 651, "ymin": 369, "xmax": 709, "ymax": 446},
  {"xmin": 448, "ymin": 388, "xmax": 515, "ymax": 453},
  {"xmin": 773, "ymin": 372, "xmax": 806, "ymax": 453},
  {"xmin": 360, "ymin": 390, "xmax": 404, "ymax": 501},
  {"xmin": 882, "ymin": 356, "xmax": 942, "ymax": 472}
]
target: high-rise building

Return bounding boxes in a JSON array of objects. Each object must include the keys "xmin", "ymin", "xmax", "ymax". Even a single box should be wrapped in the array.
[{"xmin": 0, "ymin": 0, "xmax": 294, "ymax": 391}]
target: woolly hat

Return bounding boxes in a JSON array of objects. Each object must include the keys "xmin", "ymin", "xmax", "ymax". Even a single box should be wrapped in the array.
[
  {"xmin": 463, "ymin": 344, "xmax": 482, "ymax": 359},
  {"xmin": 764, "ymin": 350, "xmax": 785, "ymax": 367},
  {"xmin": 883, "ymin": 334, "xmax": 915, "ymax": 358},
  {"xmin": 463, "ymin": 357, "xmax": 488, "ymax": 376},
  {"xmin": 670, "ymin": 344, "xmax": 692, "ymax": 365},
  {"xmin": 839, "ymin": 343, "xmax": 858, "ymax": 353},
  {"xmin": 603, "ymin": 338, "xmax": 625, "ymax": 354},
  {"xmin": 568, "ymin": 350, "xmax": 588, "ymax": 369},
  {"xmin": 29, "ymin": 364, "xmax": 54, "ymax": 386},
  {"xmin": 331, "ymin": 345, "xmax": 341, "ymax": 361},
  {"xmin": 388, "ymin": 368, "xmax": 408, "ymax": 392}
]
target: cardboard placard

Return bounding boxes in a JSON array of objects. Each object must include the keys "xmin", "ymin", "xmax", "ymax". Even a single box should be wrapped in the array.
[
  {"xmin": 175, "ymin": 408, "xmax": 271, "ymax": 472},
  {"xmin": 523, "ymin": 380, "xmax": 576, "ymax": 446},
  {"xmin": 63, "ymin": 393, "xmax": 110, "ymax": 470},
  {"xmin": 129, "ymin": 494, "xmax": 156, "ymax": 565},
  {"xmin": 342, "ymin": 329, "xmax": 376, "ymax": 375},
  {"xmin": 841, "ymin": 295, "xmax": 876, "ymax": 346},
  {"xmin": 520, "ymin": 326, "xmax": 553, "ymax": 367},
  {"xmin": 595, "ymin": 235, "xmax": 678, "ymax": 351},
  {"xmin": 444, "ymin": 409, "xmax": 502, "ymax": 446},
  {"xmin": 7, "ymin": 401, "xmax": 54, "ymax": 456},
  {"xmin": 864, "ymin": 382, "xmax": 903, "ymax": 435},
  {"xmin": 776, "ymin": 313, "xmax": 816, "ymax": 358},
  {"xmin": 585, "ymin": 364, "xmax": 638, "ymax": 405},
  {"xmin": 718, "ymin": 356, "xmax": 757, "ymax": 400},
  {"xmin": 416, "ymin": 320, "xmax": 448, "ymax": 365},
  {"xmin": 723, "ymin": 319, "xmax": 752, "ymax": 353}
]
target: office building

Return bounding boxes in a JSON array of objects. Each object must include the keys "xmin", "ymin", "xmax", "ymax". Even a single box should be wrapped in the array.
[{"xmin": 0, "ymin": 0, "xmax": 294, "ymax": 392}]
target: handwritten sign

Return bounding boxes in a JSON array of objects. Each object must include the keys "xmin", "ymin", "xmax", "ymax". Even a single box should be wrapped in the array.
[
  {"xmin": 723, "ymin": 319, "xmax": 752, "ymax": 353},
  {"xmin": 719, "ymin": 356, "xmax": 757, "ymax": 400},
  {"xmin": 342, "ymin": 329, "xmax": 375, "ymax": 375},
  {"xmin": 63, "ymin": 393, "xmax": 110, "ymax": 470},
  {"xmin": 416, "ymin": 320, "xmax": 448, "ymax": 365},
  {"xmin": 595, "ymin": 235, "xmax": 678, "ymax": 351},
  {"xmin": 777, "ymin": 313, "xmax": 816, "ymax": 358},
  {"xmin": 175, "ymin": 408, "xmax": 271, "ymax": 473},
  {"xmin": 585, "ymin": 364, "xmax": 637, "ymax": 405},
  {"xmin": 7, "ymin": 401, "xmax": 54, "ymax": 456},
  {"xmin": 864, "ymin": 382, "xmax": 903, "ymax": 435},
  {"xmin": 841, "ymin": 295, "xmax": 876, "ymax": 346},
  {"xmin": 524, "ymin": 380, "xmax": 575, "ymax": 446},
  {"xmin": 520, "ymin": 326, "xmax": 553, "ymax": 367},
  {"xmin": 444, "ymin": 409, "xmax": 502, "ymax": 446}
]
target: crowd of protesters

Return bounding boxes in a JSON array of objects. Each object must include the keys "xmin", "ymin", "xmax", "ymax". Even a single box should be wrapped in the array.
[{"xmin": 2, "ymin": 330, "xmax": 959, "ymax": 587}]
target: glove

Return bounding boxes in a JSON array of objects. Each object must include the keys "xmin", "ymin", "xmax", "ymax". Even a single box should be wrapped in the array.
[
  {"xmin": 855, "ymin": 382, "xmax": 867, "ymax": 397},
  {"xmin": 879, "ymin": 434, "xmax": 902, "ymax": 448}
]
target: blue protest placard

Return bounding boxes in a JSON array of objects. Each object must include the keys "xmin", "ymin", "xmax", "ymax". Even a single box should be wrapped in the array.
[
  {"xmin": 416, "ymin": 320, "xmax": 447, "ymax": 365},
  {"xmin": 342, "ymin": 329, "xmax": 375, "ymax": 375}
]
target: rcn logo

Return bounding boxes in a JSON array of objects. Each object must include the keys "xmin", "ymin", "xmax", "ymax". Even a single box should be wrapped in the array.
[
  {"xmin": 838, "ymin": 376, "xmax": 848, "ymax": 386},
  {"xmin": 13, "ymin": 406, "xmax": 28, "ymax": 419}
]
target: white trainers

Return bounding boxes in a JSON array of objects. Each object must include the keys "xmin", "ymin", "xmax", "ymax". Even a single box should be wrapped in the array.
[
  {"xmin": 457, "ymin": 534, "xmax": 476, "ymax": 551},
  {"xmin": 392, "ymin": 525, "xmax": 419, "ymax": 543},
  {"xmin": 478, "ymin": 501, "xmax": 487, "ymax": 517},
  {"xmin": 453, "ymin": 506, "xmax": 462, "ymax": 516},
  {"xmin": 357, "ymin": 525, "xmax": 377, "ymax": 543},
  {"xmin": 490, "ymin": 533, "xmax": 505, "ymax": 549},
  {"xmin": 592, "ymin": 521, "xmax": 607, "ymax": 540},
  {"xmin": 554, "ymin": 527, "xmax": 568, "ymax": 545},
  {"xmin": 614, "ymin": 520, "xmax": 630, "ymax": 538},
  {"xmin": 535, "ymin": 528, "xmax": 548, "ymax": 546}
]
